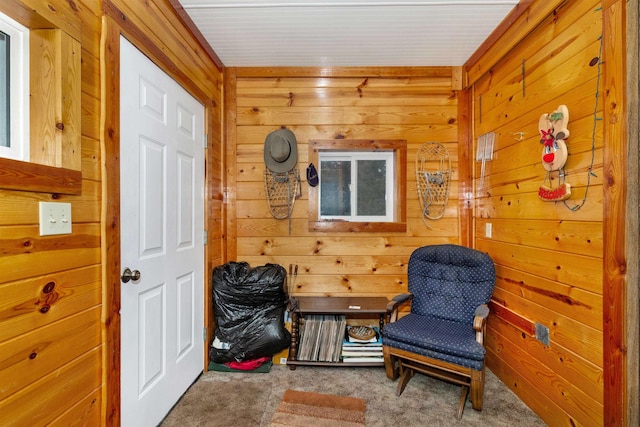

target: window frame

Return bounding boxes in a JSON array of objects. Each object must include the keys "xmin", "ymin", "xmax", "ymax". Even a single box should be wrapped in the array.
[
  {"xmin": 308, "ymin": 139, "xmax": 407, "ymax": 233},
  {"xmin": 0, "ymin": 11, "xmax": 29, "ymax": 162},
  {"xmin": 0, "ymin": 1, "xmax": 82, "ymax": 195}
]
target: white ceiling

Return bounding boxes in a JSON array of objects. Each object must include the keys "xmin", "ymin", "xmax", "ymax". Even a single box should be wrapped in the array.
[{"xmin": 178, "ymin": 0, "xmax": 519, "ymax": 67}]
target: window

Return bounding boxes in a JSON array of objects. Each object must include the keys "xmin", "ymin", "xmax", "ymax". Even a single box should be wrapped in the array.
[
  {"xmin": 309, "ymin": 139, "xmax": 407, "ymax": 233},
  {"xmin": 0, "ymin": 1, "xmax": 82, "ymax": 195},
  {"xmin": 319, "ymin": 151, "xmax": 394, "ymax": 222},
  {"xmin": 0, "ymin": 11, "xmax": 29, "ymax": 161}
]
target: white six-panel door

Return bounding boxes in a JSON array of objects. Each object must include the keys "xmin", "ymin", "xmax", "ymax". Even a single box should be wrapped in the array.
[{"xmin": 119, "ymin": 36, "xmax": 205, "ymax": 427}]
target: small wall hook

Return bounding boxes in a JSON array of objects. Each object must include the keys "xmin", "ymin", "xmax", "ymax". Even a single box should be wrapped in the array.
[{"xmin": 510, "ymin": 132, "xmax": 525, "ymax": 141}]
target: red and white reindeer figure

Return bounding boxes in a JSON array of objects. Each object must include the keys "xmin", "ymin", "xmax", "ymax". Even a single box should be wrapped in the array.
[{"xmin": 537, "ymin": 105, "xmax": 571, "ymax": 201}]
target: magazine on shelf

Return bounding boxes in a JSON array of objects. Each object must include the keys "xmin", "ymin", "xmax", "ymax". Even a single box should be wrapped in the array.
[
  {"xmin": 341, "ymin": 350, "xmax": 383, "ymax": 357},
  {"xmin": 341, "ymin": 356, "xmax": 385, "ymax": 363},
  {"xmin": 341, "ymin": 325, "xmax": 383, "ymax": 362}
]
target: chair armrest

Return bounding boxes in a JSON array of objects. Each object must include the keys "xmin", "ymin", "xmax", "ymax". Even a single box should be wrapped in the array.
[
  {"xmin": 473, "ymin": 304, "xmax": 490, "ymax": 344},
  {"xmin": 386, "ymin": 293, "xmax": 413, "ymax": 323}
]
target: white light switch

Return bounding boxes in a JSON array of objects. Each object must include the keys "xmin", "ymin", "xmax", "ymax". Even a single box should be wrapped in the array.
[
  {"xmin": 39, "ymin": 202, "xmax": 72, "ymax": 236},
  {"xmin": 485, "ymin": 222, "xmax": 492, "ymax": 238}
]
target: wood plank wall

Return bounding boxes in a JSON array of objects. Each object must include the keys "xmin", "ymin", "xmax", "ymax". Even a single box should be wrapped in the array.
[
  {"xmin": 0, "ymin": 0, "xmax": 224, "ymax": 425},
  {"xmin": 225, "ymin": 68, "xmax": 461, "ymax": 299},
  {"xmin": 467, "ymin": 0, "xmax": 618, "ymax": 424},
  {"xmin": 0, "ymin": 1, "xmax": 104, "ymax": 424}
]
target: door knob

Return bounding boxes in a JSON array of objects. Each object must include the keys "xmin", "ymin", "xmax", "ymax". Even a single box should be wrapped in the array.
[{"xmin": 121, "ymin": 267, "xmax": 141, "ymax": 283}]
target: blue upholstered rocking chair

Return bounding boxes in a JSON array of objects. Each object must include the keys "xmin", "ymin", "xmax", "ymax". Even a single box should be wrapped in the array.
[{"xmin": 382, "ymin": 244, "xmax": 496, "ymax": 419}]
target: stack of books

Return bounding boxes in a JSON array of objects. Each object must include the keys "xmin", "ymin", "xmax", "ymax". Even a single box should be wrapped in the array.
[{"xmin": 340, "ymin": 325, "xmax": 383, "ymax": 363}]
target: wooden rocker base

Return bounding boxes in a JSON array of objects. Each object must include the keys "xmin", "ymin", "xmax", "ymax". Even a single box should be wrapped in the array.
[
  {"xmin": 457, "ymin": 385, "xmax": 469, "ymax": 420},
  {"xmin": 384, "ymin": 346, "xmax": 486, "ymax": 419},
  {"xmin": 396, "ymin": 367, "xmax": 414, "ymax": 396}
]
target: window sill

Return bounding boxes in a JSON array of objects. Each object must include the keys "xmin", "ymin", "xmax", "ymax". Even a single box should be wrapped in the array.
[
  {"xmin": 0, "ymin": 157, "xmax": 82, "ymax": 195},
  {"xmin": 309, "ymin": 221, "xmax": 406, "ymax": 233}
]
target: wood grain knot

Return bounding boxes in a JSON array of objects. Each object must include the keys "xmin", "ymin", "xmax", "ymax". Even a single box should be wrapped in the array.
[{"xmin": 43, "ymin": 282, "xmax": 56, "ymax": 294}]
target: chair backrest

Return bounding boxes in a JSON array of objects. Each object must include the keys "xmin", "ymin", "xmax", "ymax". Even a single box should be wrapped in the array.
[{"xmin": 408, "ymin": 244, "xmax": 495, "ymax": 324}]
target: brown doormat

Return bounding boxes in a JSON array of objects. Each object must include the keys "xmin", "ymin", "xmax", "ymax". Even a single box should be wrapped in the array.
[{"xmin": 270, "ymin": 389, "xmax": 366, "ymax": 426}]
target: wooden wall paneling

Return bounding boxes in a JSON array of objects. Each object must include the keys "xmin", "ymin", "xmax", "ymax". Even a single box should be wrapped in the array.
[
  {"xmin": 48, "ymin": 388, "xmax": 102, "ymax": 426},
  {"xmin": 492, "ymin": 314, "xmax": 604, "ymax": 404},
  {"xmin": 490, "ymin": 285, "xmax": 604, "ymax": 367},
  {"xmin": 81, "ymin": 136, "xmax": 102, "ymax": 182},
  {"xmin": 224, "ymin": 68, "xmax": 238, "ymax": 262},
  {"xmin": 625, "ymin": 0, "xmax": 639, "ymax": 425},
  {"xmin": 29, "ymin": 29, "xmax": 82, "ymax": 170},
  {"xmin": 3, "ymin": 0, "xmax": 82, "ymax": 41},
  {"xmin": 0, "ymin": 182, "xmax": 101, "ymax": 226},
  {"xmin": 487, "ymin": 316, "xmax": 602, "ymax": 426},
  {"xmin": 472, "ymin": 0, "xmax": 601, "ymax": 116},
  {"xmin": 0, "ymin": 264, "xmax": 101, "ymax": 342},
  {"xmin": 206, "ymin": 101, "xmax": 225, "ymax": 362},
  {"xmin": 469, "ymin": 1, "xmax": 619, "ymax": 424},
  {"xmin": 476, "ymin": 190, "xmax": 603, "ymax": 222},
  {"xmin": 601, "ymin": 1, "xmax": 628, "ymax": 425},
  {"xmin": 466, "ymin": 0, "xmax": 568, "ymax": 86},
  {"xmin": 103, "ymin": 0, "xmax": 217, "ymax": 108},
  {"xmin": 475, "ymin": 218, "xmax": 603, "ymax": 257},
  {"xmin": 167, "ymin": 0, "xmax": 223, "ymax": 72},
  {"xmin": 0, "ymin": 227, "xmax": 100, "ymax": 283},
  {"xmin": 457, "ymin": 88, "xmax": 473, "ymax": 247},
  {"xmin": 478, "ymin": 241, "xmax": 602, "ymax": 293},
  {"xmin": 0, "ymin": 307, "xmax": 101, "ymax": 400},
  {"xmin": 230, "ymin": 68, "xmax": 459, "ymax": 304},
  {"xmin": 0, "ymin": 348, "xmax": 102, "ymax": 426},
  {"xmin": 229, "ymin": 69, "xmax": 458, "ymax": 297},
  {"xmin": 0, "ymin": 0, "xmax": 106, "ymax": 424},
  {"xmin": 492, "ymin": 264, "xmax": 603, "ymax": 330}
]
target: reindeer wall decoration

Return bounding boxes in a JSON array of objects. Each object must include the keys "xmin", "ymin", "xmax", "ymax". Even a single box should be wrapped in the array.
[{"xmin": 537, "ymin": 105, "xmax": 571, "ymax": 201}]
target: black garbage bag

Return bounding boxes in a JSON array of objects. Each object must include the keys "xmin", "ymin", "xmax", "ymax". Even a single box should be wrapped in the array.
[{"xmin": 209, "ymin": 261, "xmax": 291, "ymax": 363}]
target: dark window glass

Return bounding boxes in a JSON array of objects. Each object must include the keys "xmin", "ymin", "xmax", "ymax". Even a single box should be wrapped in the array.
[
  {"xmin": 0, "ymin": 30, "xmax": 9, "ymax": 148},
  {"xmin": 320, "ymin": 160, "xmax": 351, "ymax": 216},
  {"xmin": 357, "ymin": 160, "xmax": 386, "ymax": 216}
]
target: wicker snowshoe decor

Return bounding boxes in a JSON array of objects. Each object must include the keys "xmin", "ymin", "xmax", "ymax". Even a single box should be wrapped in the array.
[{"xmin": 415, "ymin": 142, "xmax": 451, "ymax": 226}]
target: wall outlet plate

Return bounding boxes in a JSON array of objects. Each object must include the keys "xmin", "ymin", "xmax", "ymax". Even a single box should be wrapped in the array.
[
  {"xmin": 485, "ymin": 222, "xmax": 492, "ymax": 238},
  {"xmin": 535, "ymin": 322, "xmax": 550, "ymax": 346},
  {"xmin": 39, "ymin": 202, "xmax": 72, "ymax": 236}
]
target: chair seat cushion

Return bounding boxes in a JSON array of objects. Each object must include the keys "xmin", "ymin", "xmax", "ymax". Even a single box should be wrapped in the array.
[{"xmin": 382, "ymin": 313, "xmax": 485, "ymax": 369}]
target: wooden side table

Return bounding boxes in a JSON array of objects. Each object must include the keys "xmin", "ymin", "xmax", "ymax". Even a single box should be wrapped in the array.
[{"xmin": 286, "ymin": 296, "xmax": 389, "ymax": 369}]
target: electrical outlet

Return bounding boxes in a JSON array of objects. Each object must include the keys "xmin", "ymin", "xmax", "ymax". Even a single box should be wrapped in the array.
[
  {"xmin": 39, "ymin": 202, "xmax": 72, "ymax": 236},
  {"xmin": 280, "ymin": 358, "xmax": 288, "ymax": 365},
  {"xmin": 485, "ymin": 222, "xmax": 492, "ymax": 238},
  {"xmin": 535, "ymin": 322, "xmax": 550, "ymax": 346}
]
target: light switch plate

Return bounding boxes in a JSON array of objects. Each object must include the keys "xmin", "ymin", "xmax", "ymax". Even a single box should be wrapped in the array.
[{"xmin": 39, "ymin": 202, "xmax": 72, "ymax": 236}]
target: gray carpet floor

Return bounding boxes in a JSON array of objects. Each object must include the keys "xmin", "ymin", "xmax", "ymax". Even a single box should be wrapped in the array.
[{"xmin": 160, "ymin": 364, "xmax": 547, "ymax": 426}]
